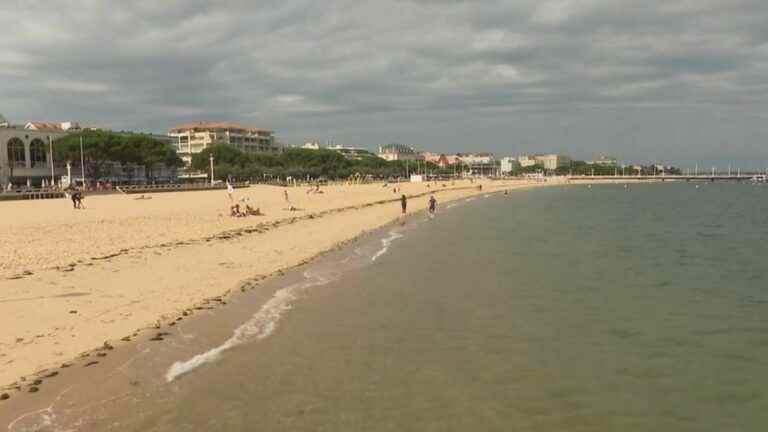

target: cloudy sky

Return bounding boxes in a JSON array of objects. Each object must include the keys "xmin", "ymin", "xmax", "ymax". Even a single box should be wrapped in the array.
[{"xmin": 2, "ymin": 0, "xmax": 768, "ymax": 169}]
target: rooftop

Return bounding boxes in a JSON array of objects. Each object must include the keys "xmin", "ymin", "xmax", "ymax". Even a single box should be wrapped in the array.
[
  {"xmin": 26, "ymin": 122, "xmax": 65, "ymax": 131},
  {"xmin": 169, "ymin": 121, "xmax": 272, "ymax": 134}
]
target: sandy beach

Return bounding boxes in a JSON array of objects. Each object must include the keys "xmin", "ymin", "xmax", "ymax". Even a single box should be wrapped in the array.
[{"xmin": 0, "ymin": 179, "xmax": 542, "ymax": 392}]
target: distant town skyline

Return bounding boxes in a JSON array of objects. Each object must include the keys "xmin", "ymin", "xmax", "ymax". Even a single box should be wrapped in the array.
[{"xmin": 2, "ymin": 1, "xmax": 768, "ymax": 169}]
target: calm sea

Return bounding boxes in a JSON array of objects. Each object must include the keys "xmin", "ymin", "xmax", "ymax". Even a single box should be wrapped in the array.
[{"xmin": 112, "ymin": 183, "xmax": 768, "ymax": 431}]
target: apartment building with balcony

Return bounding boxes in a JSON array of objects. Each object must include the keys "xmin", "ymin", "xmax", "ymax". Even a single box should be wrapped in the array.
[
  {"xmin": 169, "ymin": 121, "xmax": 280, "ymax": 166},
  {"xmin": 378, "ymin": 143, "xmax": 422, "ymax": 161}
]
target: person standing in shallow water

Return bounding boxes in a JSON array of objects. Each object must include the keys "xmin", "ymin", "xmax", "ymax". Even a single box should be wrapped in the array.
[
  {"xmin": 428, "ymin": 195, "xmax": 437, "ymax": 218},
  {"xmin": 401, "ymin": 194, "xmax": 407, "ymax": 215}
]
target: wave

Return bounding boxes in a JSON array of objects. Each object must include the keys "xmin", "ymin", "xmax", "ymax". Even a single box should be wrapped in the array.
[
  {"xmin": 165, "ymin": 271, "xmax": 332, "ymax": 382},
  {"xmin": 371, "ymin": 230, "xmax": 404, "ymax": 262},
  {"xmin": 166, "ymin": 226, "xmax": 407, "ymax": 382}
]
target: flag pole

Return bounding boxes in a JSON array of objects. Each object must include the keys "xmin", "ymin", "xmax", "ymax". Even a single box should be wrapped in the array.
[{"xmin": 80, "ymin": 135, "xmax": 86, "ymax": 189}]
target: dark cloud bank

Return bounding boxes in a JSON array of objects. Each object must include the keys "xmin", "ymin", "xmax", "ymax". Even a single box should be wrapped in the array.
[{"xmin": 2, "ymin": 0, "xmax": 767, "ymax": 168}]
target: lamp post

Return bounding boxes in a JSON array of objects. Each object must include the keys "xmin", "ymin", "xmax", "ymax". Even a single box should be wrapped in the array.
[
  {"xmin": 48, "ymin": 135, "xmax": 54, "ymax": 185},
  {"xmin": 79, "ymin": 136, "xmax": 85, "ymax": 189},
  {"xmin": 209, "ymin": 154, "xmax": 215, "ymax": 186},
  {"xmin": 66, "ymin": 161, "xmax": 72, "ymax": 188}
]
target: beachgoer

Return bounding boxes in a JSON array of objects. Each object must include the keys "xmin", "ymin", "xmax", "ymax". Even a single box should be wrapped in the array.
[
  {"xmin": 231, "ymin": 204, "xmax": 245, "ymax": 217},
  {"xmin": 71, "ymin": 191, "xmax": 83, "ymax": 209},
  {"xmin": 428, "ymin": 195, "xmax": 437, "ymax": 217},
  {"xmin": 245, "ymin": 205, "xmax": 262, "ymax": 216},
  {"xmin": 401, "ymin": 194, "xmax": 407, "ymax": 215},
  {"xmin": 227, "ymin": 182, "xmax": 234, "ymax": 201}
]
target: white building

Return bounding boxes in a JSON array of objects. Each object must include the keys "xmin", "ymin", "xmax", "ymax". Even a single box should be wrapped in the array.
[
  {"xmin": 378, "ymin": 143, "xmax": 422, "ymax": 161},
  {"xmin": 458, "ymin": 153, "xmax": 496, "ymax": 176},
  {"xmin": 500, "ymin": 157, "xmax": 520, "ymax": 174},
  {"xmin": 536, "ymin": 154, "xmax": 572, "ymax": 170},
  {"xmin": 1, "ymin": 114, "xmax": 68, "ymax": 187},
  {"xmin": 589, "ymin": 155, "xmax": 618, "ymax": 166},
  {"xmin": 169, "ymin": 121, "xmax": 280, "ymax": 166},
  {"xmin": 458, "ymin": 153, "xmax": 494, "ymax": 166},
  {"xmin": 326, "ymin": 145, "xmax": 371, "ymax": 160},
  {"xmin": 518, "ymin": 154, "xmax": 572, "ymax": 170},
  {"xmin": 518, "ymin": 155, "xmax": 538, "ymax": 167}
]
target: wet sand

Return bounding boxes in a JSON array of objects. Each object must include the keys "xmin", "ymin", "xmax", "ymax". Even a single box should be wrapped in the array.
[{"xmin": 0, "ymin": 179, "xmax": 543, "ymax": 423}]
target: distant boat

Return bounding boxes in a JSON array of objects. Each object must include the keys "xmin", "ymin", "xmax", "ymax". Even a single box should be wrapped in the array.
[{"xmin": 751, "ymin": 175, "xmax": 767, "ymax": 183}]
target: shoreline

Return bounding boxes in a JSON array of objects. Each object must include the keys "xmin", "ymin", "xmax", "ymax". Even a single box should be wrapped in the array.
[
  {"xmin": 0, "ymin": 179, "xmax": 543, "ymax": 420},
  {"xmin": 1, "ymin": 217, "xmax": 404, "ymax": 430}
]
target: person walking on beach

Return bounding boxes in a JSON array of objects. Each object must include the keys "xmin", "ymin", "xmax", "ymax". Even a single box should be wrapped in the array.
[
  {"xmin": 428, "ymin": 195, "xmax": 437, "ymax": 218},
  {"xmin": 226, "ymin": 182, "xmax": 235, "ymax": 202},
  {"xmin": 71, "ymin": 190, "xmax": 84, "ymax": 209},
  {"xmin": 401, "ymin": 194, "xmax": 407, "ymax": 215}
]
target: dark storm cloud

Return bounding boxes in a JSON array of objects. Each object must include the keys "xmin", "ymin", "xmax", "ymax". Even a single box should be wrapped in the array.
[{"xmin": 1, "ymin": 0, "xmax": 767, "ymax": 168}]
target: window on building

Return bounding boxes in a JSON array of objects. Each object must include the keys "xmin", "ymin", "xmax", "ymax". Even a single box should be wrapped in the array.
[
  {"xmin": 30, "ymin": 138, "xmax": 47, "ymax": 168},
  {"xmin": 7, "ymin": 137, "xmax": 25, "ymax": 168}
]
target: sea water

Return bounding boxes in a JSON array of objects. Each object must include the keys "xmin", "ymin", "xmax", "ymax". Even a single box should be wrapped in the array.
[{"xmin": 117, "ymin": 183, "xmax": 768, "ymax": 431}]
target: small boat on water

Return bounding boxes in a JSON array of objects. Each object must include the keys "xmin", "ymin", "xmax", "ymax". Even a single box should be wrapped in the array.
[{"xmin": 751, "ymin": 174, "xmax": 767, "ymax": 183}]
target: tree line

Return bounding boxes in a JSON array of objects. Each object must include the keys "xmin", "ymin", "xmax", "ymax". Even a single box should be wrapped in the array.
[
  {"xmin": 53, "ymin": 131, "xmax": 184, "ymax": 181},
  {"xmin": 190, "ymin": 145, "xmax": 439, "ymax": 181},
  {"xmin": 516, "ymin": 161, "xmax": 682, "ymax": 176}
]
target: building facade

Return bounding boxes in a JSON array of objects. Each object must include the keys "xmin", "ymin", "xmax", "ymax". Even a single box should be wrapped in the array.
[
  {"xmin": 169, "ymin": 121, "xmax": 280, "ymax": 166},
  {"xmin": 326, "ymin": 145, "xmax": 371, "ymax": 160},
  {"xmin": 588, "ymin": 155, "xmax": 618, "ymax": 166},
  {"xmin": 500, "ymin": 157, "xmax": 520, "ymax": 174},
  {"xmin": 518, "ymin": 154, "xmax": 572, "ymax": 170},
  {"xmin": 536, "ymin": 154, "xmax": 572, "ymax": 170},
  {"xmin": 1, "ymin": 115, "xmax": 67, "ymax": 187},
  {"xmin": 458, "ymin": 153, "xmax": 496, "ymax": 176},
  {"xmin": 378, "ymin": 143, "xmax": 422, "ymax": 161},
  {"xmin": 518, "ymin": 155, "xmax": 538, "ymax": 167}
]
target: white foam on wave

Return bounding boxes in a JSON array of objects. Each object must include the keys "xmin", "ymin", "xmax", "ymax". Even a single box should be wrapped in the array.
[
  {"xmin": 465, "ymin": 197, "xmax": 476, "ymax": 202},
  {"xmin": 371, "ymin": 230, "xmax": 404, "ymax": 262},
  {"xmin": 165, "ymin": 271, "xmax": 331, "ymax": 382}
]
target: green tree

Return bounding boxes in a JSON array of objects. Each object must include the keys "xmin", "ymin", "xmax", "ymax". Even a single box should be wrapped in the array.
[{"xmin": 53, "ymin": 131, "xmax": 183, "ymax": 181}]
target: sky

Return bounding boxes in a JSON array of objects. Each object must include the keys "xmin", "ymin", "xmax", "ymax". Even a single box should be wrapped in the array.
[{"xmin": 2, "ymin": 0, "xmax": 768, "ymax": 169}]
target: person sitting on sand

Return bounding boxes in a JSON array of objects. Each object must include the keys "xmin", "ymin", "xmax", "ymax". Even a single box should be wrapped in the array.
[
  {"xmin": 245, "ymin": 205, "xmax": 263, "ymax": 216},
  {"xmin": 230, "ymin": 204, "xmax": 245, "ymax": 217}
]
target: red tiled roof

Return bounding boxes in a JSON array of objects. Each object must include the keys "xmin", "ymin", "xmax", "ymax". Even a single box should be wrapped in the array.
[
  {"xmin": 169, "ymin": 121, "xmax": 272, "ymax": 134},
  {"xmin": 26, "ymin": 122, "xmax": 65, "ymax": 131}
]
